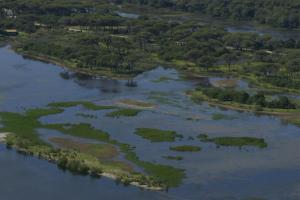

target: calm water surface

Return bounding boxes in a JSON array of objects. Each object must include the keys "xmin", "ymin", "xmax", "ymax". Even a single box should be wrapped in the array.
[{"xmin": 1, "ymin": 46, "xmax": 300, "ymax": 200}]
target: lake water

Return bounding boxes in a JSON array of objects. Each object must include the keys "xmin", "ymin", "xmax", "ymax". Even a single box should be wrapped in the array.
[{"xmin": 1, "ymin": 46, "xmax": 300, "ymax": 200}]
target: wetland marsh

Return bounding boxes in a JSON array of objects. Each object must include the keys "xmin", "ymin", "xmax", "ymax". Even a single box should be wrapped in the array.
[{"xmin": 1, "ymin": 46, "xmax": 300, "ymax": 199}]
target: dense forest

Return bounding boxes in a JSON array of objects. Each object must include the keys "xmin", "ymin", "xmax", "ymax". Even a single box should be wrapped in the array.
[
  {"xmin": 0, "ymin": 0, "xmax": 300, "ymax": 90},
  {"xmin": 115, "ymin": 0, "xmax": 300, "ymax": 28},
  {"xmin": 2, "ymin": 0, "xmax": 300, "ymax": 28}
]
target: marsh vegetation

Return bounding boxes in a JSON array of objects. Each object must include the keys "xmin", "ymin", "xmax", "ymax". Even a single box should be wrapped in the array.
[{"xmin": 198, "ymin": 134, "xmax": 268, "ymax": 148}]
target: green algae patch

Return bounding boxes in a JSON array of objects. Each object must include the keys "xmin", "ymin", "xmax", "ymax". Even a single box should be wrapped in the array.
[
  {"xmin": 170, "ymin": 145, "xmax": 201, "ymax": 152},
  {"xmin": 135, "ymin": 128, "xmax": 183, "ymax": 142},
  {"xmin": 199, "ymin": 134, "xmax": 267, "ymax": 148},
  {"xmin": 106, "ymin": 108, "xmax": 141, "ymax": 117},
  {"xmin": 48, "ymin": 101, "xmax": 117, "ymax": 110},
  {"xmin": 163, "ymin": 156, "xmax": 183, "ymax": 161}
]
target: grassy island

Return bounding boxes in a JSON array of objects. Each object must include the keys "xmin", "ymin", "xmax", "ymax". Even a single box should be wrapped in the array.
[{"xmin": 198, "ymin": 134, "xmax": 267, "ymax": 148}]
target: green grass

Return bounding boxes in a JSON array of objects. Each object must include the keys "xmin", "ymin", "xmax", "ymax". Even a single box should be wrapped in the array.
[
  {"xmin": 50, "ymin": 137, "xmax": 119, "ymax": 160},
  {"xmin": 163, "ymin": 156, "xmax": 183, "ymax": 160},
  {"xmin": 0, "ymin": 108, "xmax": 64, "ymax": 145},
  {"xmin": 135, "ymin": 128, "xmax": 182, "ymax": 142},
  {"xmin": 48, "ymin": 101, "xmax": 117, "ymax": 110},
  {"xmin": 106, "ymin": 108, "xmax": 141, "ymax": 117},
  {"xmin": 170, "ymin": 145, "xmax": 201, "ymax": 152},
  {"xmin": 25, "ymin": 108, "xmax": 64, "ymax": 118},
  {"xmin": 199, "ymin": 134, "xmax": 267, "ymax": 148}
]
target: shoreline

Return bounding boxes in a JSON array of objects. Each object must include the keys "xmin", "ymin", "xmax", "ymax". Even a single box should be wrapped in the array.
[
  {"xmin": 0, "ymin": 132, "xmax": 10, "ymax": 142},
  {"xmin": 9, "ymin": 44, "xmax": 136, "ymax": 80},
  {"xmin": 10, "ymin": 45, "xmax": 300, "ymax": 97},
  {"xmin": 21, "ymin": 53, "xmax": 134, "ymax": 80},
  {"xmin": 189, "ymin": 91, "xmax": 300, "ymax": 126},
  {"xmin": 101, "ymin": 172, "xmax": 163, "ymax": 191},
  {"xmin": 10, "ymin": 43, "xmax": 163, "ymax": 81}
]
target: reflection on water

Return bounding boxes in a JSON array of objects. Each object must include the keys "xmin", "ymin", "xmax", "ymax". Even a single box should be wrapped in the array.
[{"xmin": 1, "ymin": 46, "xmax": 300, "ymax": 200}]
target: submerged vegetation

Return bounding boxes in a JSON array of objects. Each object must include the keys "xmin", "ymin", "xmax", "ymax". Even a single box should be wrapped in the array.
[
  {"xmin": 211, "ymin": 113, "xmax": 237, "ymax": 121},
  {"xmin": 170, "ymin": 145, "xmax": 201, "ymax": 152},
  {"xmin": 106, "ymin": 108, "xmax": 141, "ymax": 117},
  {"xmin": 163, "ymin": 156, "xmax": 183, "ymax": 161},
  {"xmin": 118, "ymin": 99, "xmax": 155, "ymax": 108},
  {"xmin": 49, "ymin": 101, "xmax": 117, "ymax": 110},
  {"xmin": 152, "ymin": 76, "xmax": 174, "ymax": 83},
  {"xmin": 135, "ymin": 128, "xmax": 182, "ymax": 142}
]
